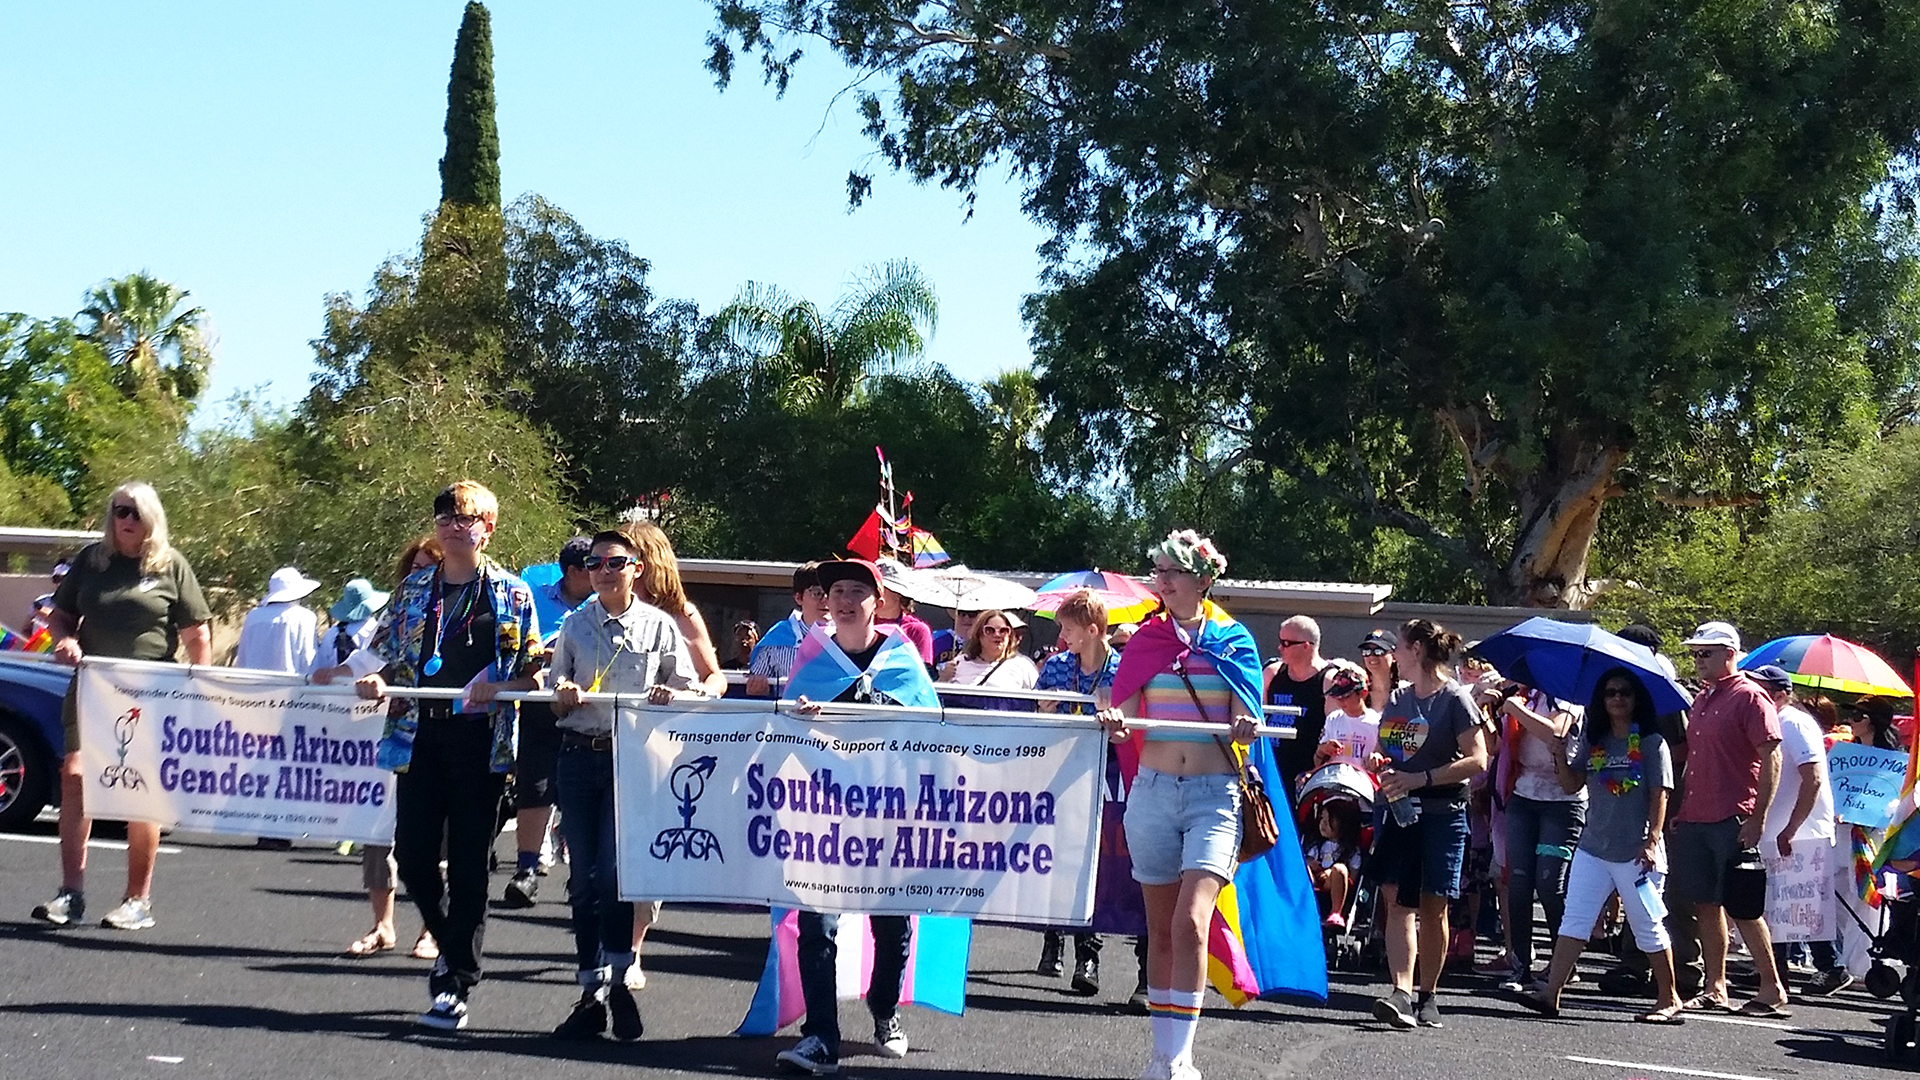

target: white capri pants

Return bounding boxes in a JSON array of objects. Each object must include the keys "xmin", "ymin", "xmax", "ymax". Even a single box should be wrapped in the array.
[{"xmin": 1560, "ymin": 848, "xmax": 1671, "ymax": 954}]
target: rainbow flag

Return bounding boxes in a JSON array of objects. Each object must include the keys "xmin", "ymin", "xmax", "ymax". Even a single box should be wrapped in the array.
[
  {"xmin": 908, "ymin": 528, "xmax": 950, "ymax": 568},
  {"xmin": 734, "ymin": 909, "xmax": 971, "ymax": 1035},
  {"xmin": 0, "ymin": 623, "xmax": 52, "ymax": 652}
]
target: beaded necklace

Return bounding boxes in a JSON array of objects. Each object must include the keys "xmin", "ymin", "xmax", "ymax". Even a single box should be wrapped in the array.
[{"xmin": 1589, "ymin": 724, "xmax": 1643, "ymax": 795}]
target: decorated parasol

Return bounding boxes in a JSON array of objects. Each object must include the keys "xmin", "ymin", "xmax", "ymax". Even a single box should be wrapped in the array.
[
  {"xmin": 1029, "ymin": 570, "xmax": 1161, "ymax": 624},
  {"xmin": 1738, "ymin": 634, "xmax": 1914, "ymax": 698}
]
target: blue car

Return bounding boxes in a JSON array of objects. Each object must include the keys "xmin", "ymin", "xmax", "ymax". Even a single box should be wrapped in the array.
[{"xmin": 0, "ymin": 653, "xmax": 72, "ymax": 831}]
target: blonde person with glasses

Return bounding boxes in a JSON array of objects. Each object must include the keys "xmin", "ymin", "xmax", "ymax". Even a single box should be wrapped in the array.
[
  {"xmin": 32, "ymin": 482, "xmax": 212, "ymax": 932},
  {"xmin": 353, "ymin": 481, "xmax": 542, "ymax": 1031}
]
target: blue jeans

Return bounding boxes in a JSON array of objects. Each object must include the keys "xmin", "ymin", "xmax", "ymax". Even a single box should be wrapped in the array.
[
  {"xmin": 554, "ymin": 743, "xmax": 635, "ymax": 983},
  {"xmin": 1504, "ymin": 794, "xmax": 1586, "ymax": 974},
  {"xmin": 797, "ymin": 911, "xmax": 910, "ymax": 1057}
]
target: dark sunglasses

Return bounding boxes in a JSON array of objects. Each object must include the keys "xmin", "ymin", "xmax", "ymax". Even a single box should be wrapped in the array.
[
  {"xmin": 1602, "ymin": 686, "xmax": 1635, "ymax": 699},
  {"xmin": 1687, "ymin": 648, "xmax": 1722, "ymax": 660},
  {"xmin": 1277, "ymin": 638, "xmax": 1311, "ymax": 648},
  {"xmin": 1359, "ymin": 646, "xmax": 1391, "ymax": 657},
  {"xmin": 112, "ymin": 504, "xmax": 140, "ymax": 521},
  {"xmin": 584, "ymin": 555, "xmax": 636, "ymax": 572}
]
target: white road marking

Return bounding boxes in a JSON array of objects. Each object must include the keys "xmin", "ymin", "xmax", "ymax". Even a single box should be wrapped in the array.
[
  {"xmin": 1564, "ymin": 1055, "xmax": 1781, "ymax": 1080},
  {"xmin": 1577, "ymin": 997, "xmax": 1874, "ymax": 1041},
  {"xmin": 0, "ymin": 833, "xmax": 181, "ymax": 854}
]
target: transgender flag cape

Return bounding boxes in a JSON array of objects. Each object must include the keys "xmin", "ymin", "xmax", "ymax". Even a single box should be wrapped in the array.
[
  {"xmin": 1112, "ymin": 602, "xmax": 1329, "ymax": 1004},
  {"xmin": 733, "ymin": 910, "xmax": 971, "ymax": 1035},
  {"xmin": 783, "ymin": 625, "xmax": 940, "ymax": 709}
]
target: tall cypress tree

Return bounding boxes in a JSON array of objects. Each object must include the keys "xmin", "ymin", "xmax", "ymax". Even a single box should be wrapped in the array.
[{"xmin": 439, "ymin": 1, "xmax": 500, "ymax": 208}]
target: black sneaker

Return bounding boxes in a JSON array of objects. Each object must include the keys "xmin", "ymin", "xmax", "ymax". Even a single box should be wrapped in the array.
[
  {"xmin": 1414, "ymin": 992, "xmax": 1444, "ymax": 1028},
  {"xmin": 1072, "ymin": 955, "xmax": 1100, "ymax": 996},
  {"xmin": 504, "ymin": 869, "xmax": 539, "ymax": 908},
  {"xmin": 1804, "ymin": 969, "xmax": 1855, "ymax": 997},
  {"xmin": 1037, "ymin": 932, "xmax": 1065, "ymax": 977},
  {"xmin": 1373, "ymin": 988, "xmax": 1416, "ymax": 1030},
  {"xmin": 1129, "ymin": 970, "xmax": 1149, "ymax": 1013},
  {"xmin": 552, "ymin": 991, "xmax": 608, "ymax": 1040},
  {"xmin": 873, "ymin": 1013, "xmax": 908, "ymax": 1058},
  {"xmin": 776, "ymin": 1035, "xmax": 839, "ymax": 1075},
  {"xmin": 608, "ymin": 982, "xmax": 643, "ymax": 1042},
  {"xmin": 30, "ymin": 888, "xmax": 84, "ymax": 927}
]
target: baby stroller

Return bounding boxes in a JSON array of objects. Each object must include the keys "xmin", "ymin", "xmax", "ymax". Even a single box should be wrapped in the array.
[
  {"xmin": 1298, "ymin": 761, "xmax": 1377, "ymax": 972},
  {"xmin": 1873, "ymin": 883, "xmax": 1920, "ymax": 1063}
]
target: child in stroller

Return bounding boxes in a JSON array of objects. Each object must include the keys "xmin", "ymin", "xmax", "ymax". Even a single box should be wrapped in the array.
[{"xmin": 1299, "ymin": 761, "xmax": 1378, "ymax": 970}]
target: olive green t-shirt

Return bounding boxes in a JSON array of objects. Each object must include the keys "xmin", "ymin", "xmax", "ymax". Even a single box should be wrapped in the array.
[{"xmin": 52, "ymin": 542, "xmax": 212, "ymax": 661}]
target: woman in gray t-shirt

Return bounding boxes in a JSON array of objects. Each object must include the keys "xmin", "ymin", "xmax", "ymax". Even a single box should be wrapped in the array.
[{"xmin": 1521, "ymin": 667, "xmax": 1681, "ymax": 1023}]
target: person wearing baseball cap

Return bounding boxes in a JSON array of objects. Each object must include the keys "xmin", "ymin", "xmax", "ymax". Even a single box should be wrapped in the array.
[
  {"xmin": 1749, "ymin": 664, "xmax": 1844, "ymax": 995},
  {"xmin": 1358, "ymin": 628, "xmax": 1403, "ymax": 715},
  {"xmin": 234, "ymin": 566, "xmax": 323, "ymax": 674},
  {"xmin": 775, "ymin": 557, "xmax": 939, "ymax": 1076},
  {"xmin": 1316, "ymin": 660, "xmax": 1379, "ymax": 769},
  {"xmin": 1669, "ymin": 620, "xmax": 1787, "ymax": 1016}
]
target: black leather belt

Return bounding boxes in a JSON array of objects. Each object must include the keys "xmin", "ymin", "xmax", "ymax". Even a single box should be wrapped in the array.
[
  {"xmin": 418, "ymin": 704, "xmax": 487, "ymax": 721},
  {"xmin": 561, "ymin": 731, "xmax": 613, "ymax": 752}
]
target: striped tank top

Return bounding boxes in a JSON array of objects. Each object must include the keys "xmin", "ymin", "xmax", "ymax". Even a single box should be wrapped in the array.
[{"xmin": 1139, "ymin": 653, "xmax": 1235, "ymax": 742}]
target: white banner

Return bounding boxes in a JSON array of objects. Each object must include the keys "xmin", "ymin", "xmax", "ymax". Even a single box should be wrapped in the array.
[
  {"xmin": 76, "ymin": 657, "xmax": 397, "ymax": 844},
  {"xmin": 614, "ymin": 702, "xmax": 1103, "ymax": 921},
  {"xmin": 1763, "ymin": 838, "xmax": 1833, "ymax": 943}
]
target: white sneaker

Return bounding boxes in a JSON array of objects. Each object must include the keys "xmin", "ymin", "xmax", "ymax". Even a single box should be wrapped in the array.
[
  {"xmin": 418, "ymin": 992, "xmax": 469, "ymax": 1030},
  {"xmin": 1138, "ymin": 1054, "xmax": 1174, "ymax": 1080},
  {"xmin": 100, "ymin": 896, "xmax": 155, "ymax": 931},
  {"xmin": 1170, "ymin": 1059, "xmax": 1203, "ymax": 1080}
]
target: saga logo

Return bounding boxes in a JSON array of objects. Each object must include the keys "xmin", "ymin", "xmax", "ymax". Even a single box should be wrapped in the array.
[{"xmin": 650, "ymin": 754, "xmax": 723, "ymax": 862}]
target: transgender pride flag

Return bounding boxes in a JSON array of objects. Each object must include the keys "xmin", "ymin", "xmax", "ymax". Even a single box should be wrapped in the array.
[{"xmin": 733, "ymin": 909, "xmax": 971, "ymax": 1036}]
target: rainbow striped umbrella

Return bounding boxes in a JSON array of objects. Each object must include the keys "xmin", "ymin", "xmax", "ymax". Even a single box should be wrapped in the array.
[
  {"xmin": 1030, "ymin": 570, "xmax": 1160, "ymax": 624},
  {"xmin": 1738, "ymin": 634, "xmax": 1913, "ymax": 697}
]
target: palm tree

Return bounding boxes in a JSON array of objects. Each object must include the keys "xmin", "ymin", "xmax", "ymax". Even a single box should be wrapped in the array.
[
  {"xmin": 77, "ymin": 272, "xmax": 213, "ymax": 402},
  {"xmin": 711, "ymin": 260, "xmax": 937, "ymax": 412}
]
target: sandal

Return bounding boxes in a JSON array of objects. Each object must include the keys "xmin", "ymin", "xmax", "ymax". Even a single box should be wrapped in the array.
[
  {"xmin": 1683, "ymin": 993, "xmax": 1732, "ymax": 1012},
  {"xmin": 1637, "ymin": 1006, "xmax": 1686, "ymax": 1025},
  {"xmin": 346, "ymin": 929, "xmax": 396, "ymax": 957},
  {"xmin": 1737, "ymin": 999, "xmax": 1792, "ymax": 1019},
  {"xmin": 411, "ymin": 930, "xmax": 440, "ymax": 960}
]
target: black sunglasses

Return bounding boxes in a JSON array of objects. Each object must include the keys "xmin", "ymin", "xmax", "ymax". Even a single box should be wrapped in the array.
[
  {"xmin": 1277, "ymin": 638, "xmax": 1311, "ymax": 648},
  {"xmin": 584, "ymin": 555, "xmax": 636, "ymax": 572},
  {"xmin": 112, "ymin": 504, "xmax": 140, "ymax": 521},
  {"xmin": 1602, "ymin": 686, "xmax": 1635, "ymax": 699}
]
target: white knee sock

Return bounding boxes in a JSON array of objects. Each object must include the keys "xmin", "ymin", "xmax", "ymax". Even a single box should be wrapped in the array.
[
  {"xmin": 1147, "ymin": 986, "xmax": 1174, "ymax": 1059},
  {"xmin": 1166, "ymin": 989, "xmax": 1203, "ymax": 1065}
]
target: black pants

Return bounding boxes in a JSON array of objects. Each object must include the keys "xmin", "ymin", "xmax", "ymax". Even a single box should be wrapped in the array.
[{"xmin": 395, "ymin": 715, "xmax": 506, "ymax": 997}]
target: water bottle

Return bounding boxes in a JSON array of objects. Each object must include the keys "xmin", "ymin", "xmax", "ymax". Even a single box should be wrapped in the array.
[{"xmin": 1388, "ymin": 791, "xmax": 1422, "ymax": 827}]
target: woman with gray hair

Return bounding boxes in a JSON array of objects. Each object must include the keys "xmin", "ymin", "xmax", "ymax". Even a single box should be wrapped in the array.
[{"xmin": 32, "ymin": 481, "xmax": 212, "ymax": 932}]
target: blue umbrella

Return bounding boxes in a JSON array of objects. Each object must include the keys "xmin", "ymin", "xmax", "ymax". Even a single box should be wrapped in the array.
[{"xmin": 1471, "ymin": 617, "xmax": 1693, "ymax": 715}]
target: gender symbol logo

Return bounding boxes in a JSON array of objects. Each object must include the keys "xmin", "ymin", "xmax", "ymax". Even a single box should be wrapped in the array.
[
  {"xmin": 100, "ymin": 707, "xmax": 148, "ymax": 790},
  {"xmin": 650, "ymin": 754, "xmax": 723, "ymax": 862}
]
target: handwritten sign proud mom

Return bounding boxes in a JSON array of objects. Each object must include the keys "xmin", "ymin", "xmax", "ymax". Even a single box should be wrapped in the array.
[{"xmin": 1828, "ymin": 743, "xmax": 1908, "ymax": 829}]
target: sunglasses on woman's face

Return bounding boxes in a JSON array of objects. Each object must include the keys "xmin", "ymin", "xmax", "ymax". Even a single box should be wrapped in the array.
[
  {"xmin": 112, "ymin": 504, "xmax": 140, "ymax": 521},
  {"xmin": 584, "ymin": 555, "xmax": 635, "ymax": 572},
  {"xmin": 1603, "ymin": 686, "xmax": 1635, "ymax": 699},
  {"xmin": 981, "ymin": 625, "xmax": 1012, "ymax": 636}
]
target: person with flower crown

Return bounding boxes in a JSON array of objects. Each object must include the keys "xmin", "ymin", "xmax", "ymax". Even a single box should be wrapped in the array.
[
  {"xmin": 1520, "ymin": 666, "xmax": 1682, "ymax": 1023},
  {"xmin": 1097, "ymin": 529, "xmax": 1261, "ymax": 1080}
]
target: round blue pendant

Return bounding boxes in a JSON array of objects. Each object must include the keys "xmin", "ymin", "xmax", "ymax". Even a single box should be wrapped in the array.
[{"xmin": 423, "ymin": 654, "xmax": 443, "ymax": 676}]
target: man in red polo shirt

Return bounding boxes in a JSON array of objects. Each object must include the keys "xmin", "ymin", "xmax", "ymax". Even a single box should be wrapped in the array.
[{"xmin": 1669, "ymin": 621, "xmax": 1787, "ymax": 1016}]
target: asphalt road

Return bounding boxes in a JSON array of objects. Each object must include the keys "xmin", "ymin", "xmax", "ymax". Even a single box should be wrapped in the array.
[{"xmin": 0, "ymin": 816, "xmax": 1905, "ymax": 1080}]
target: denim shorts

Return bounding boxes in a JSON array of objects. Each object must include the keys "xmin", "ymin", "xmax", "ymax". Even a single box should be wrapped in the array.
[
  {"xmin": 1124, "ymin": 767, "xmax": 1242, "ymax": 885},
  {"xmin": 1373, "ymin": 799, "xmax": 1470, "ymax": 905}
]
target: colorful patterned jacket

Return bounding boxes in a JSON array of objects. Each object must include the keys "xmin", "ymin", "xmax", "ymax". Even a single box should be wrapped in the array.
[{"xmin": 372, "ymin": 556, "xmax": 540, "ymax": 773}]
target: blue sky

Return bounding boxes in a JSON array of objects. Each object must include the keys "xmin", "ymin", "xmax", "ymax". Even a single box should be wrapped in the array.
[{"xmin": 0, "ymin": 2, "xmax": 1047, "ymax": 415}]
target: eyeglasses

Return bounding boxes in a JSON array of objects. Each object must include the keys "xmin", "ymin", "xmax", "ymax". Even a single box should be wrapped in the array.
[
  {"xmin": 584, "ymin": 555, "xmax": 635, "ymax": 572},
  {"xmin": 434, "ymin": 512, "xmax": 482, "ymax": 529},
  {"xmin": 1277, "ymin": 638, "xmax": 1311, "ymax": 649},
  {"xmin": 1149, "ymin": 565, "xmax": 1193, "ymax": 579},
  {"xmin": 1359, "ymin": 647, "xmax": 1390, "ymax": 657},
  {"xmin": 111, "ymin": 504, "xmax": 140, "ymax": 521},
  {"xmin": 981, "ymin": 625, "xmax": 1012, "ymax": 636},
  {"xmin": 1603, "ymin": 686, "xmax": 1635, "ymax": 699}
]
